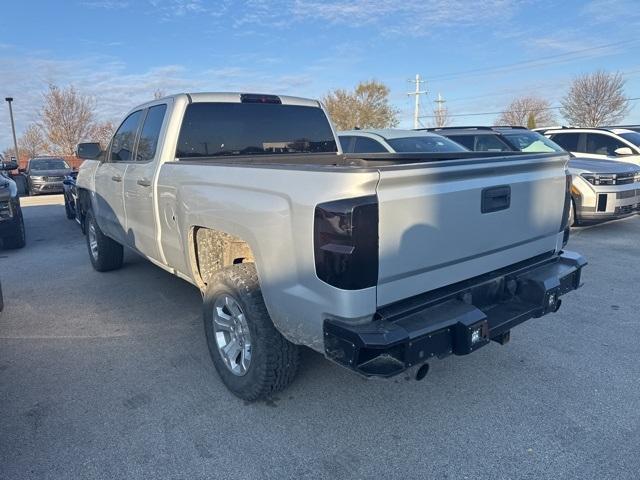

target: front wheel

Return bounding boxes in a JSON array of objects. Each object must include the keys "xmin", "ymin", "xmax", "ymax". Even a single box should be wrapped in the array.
[
  {"xmin": 2, "ymin": 208, "xmax": 26, "ymax": 249},
  {"xmin": 85, "ymin": 210, "xmax": 123, "ymax": 271},
  {"xmin": 64, "ymin": 198, "xmax": 75, "ymax": 220},
  {"xmin": 569, "ymin": 199, "xmax": 578, "ymax": 227},
  {"xmin": 203, "ymin": 263, "xmax": 300, "ymax": 401}
]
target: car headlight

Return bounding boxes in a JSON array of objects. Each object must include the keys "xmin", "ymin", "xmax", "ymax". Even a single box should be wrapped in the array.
[
  {"xmin": 581, "ymin": 173, "xmax": 617, "ymax": 185},
  {"xmin": 31, "ymin": 175, "xmax": 45, "ymax": 181}
]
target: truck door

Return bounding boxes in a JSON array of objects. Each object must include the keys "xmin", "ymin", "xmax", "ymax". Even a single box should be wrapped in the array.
[
  {"xmin": 94, "ymin": 110, "xmax": 143, "ymax": 244},
  {"xmin": 122, "ymin": 103, "xmax": 168, "ymax": 262}
]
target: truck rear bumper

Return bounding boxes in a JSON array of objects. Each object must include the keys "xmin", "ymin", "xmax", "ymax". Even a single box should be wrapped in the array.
[{"xmin": 323, "ymin": 250, "xmax": 586, "ymax": 377}]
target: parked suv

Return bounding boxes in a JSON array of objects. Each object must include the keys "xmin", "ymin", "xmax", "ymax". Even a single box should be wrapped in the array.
[
  {"xmin": 0, "ymin": 156, "xmax": 26, "ymax": 249},
  {"xmin": 539, "ymin": 127, "xmax": 640, "ymax": 166},
  {"xmin": 431, "ymin": 126, "xmax": 640, "ymax": 225},
  {"xmin": 22, "ymin": 157, "xmax": 72, "ymax": 195}
]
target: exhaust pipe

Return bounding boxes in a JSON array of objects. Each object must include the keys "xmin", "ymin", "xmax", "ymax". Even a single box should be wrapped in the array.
[{"xmin": 415, "ymin": 363, "xmax": 430, "ymax": 381}]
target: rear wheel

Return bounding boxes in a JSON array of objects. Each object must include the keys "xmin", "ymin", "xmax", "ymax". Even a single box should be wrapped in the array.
[
  {"xmin": 203, "ymin": 263, "xmax": 300, "ymax": 401},
  {"xmin": 85, "ymin": 210, "xmax": 123, "ymax": 271},
  {"xmin": 64, "ymin": 198, "xmax": 75, "ymax": 220}
]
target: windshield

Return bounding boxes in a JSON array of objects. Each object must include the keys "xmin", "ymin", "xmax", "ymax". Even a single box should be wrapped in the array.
[
  {"xmin": 502, "ymin": 131, "xmax": 563, "ymax": 153},
  {"xmin": 386, "ymin": 136, "xmax": 468, "ymax": 153},
  {"xmin": 176, "ymin": 102, "xmax": 338, "ymax": 157},
  {"xmin": 619, "ymin": 132, "xmax": 640, "ymax": 148},
  {"xmin": 30, "ymin": 159, "xmax": 70, "ymax": 171}
]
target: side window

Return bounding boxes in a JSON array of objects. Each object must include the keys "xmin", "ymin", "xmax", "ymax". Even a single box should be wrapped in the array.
[
  {"xmin": 447, "ymin": 135, "xmax": 475, "ymax": 150},
  {"xmin": 137, "ymin": 105, "xmax": 167, "ymax": 161},
  {"xmin": 339, "ymin": 136, "xmax": 354, "ymax": 153},
  {"xmin": 110, "ymin": 110, "xmax": 143, "ymax": 162},
  {"xmin": 585, "ymin": 133, "xmax": 626, "ymax": 156},
  {"xmin": 550, "ymin": 133, "xmax": 580, "ymax": 152},
  {"xmin": 474, "ymin": 135, "xmax": 511, "ymax": 152},
  {"xmin": 353, "ymin": 137, "xmax": 387, "ymax": 153}
]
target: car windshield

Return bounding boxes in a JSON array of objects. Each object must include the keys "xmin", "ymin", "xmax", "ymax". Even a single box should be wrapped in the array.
[
  {"xmin": 386, "ymin": 136, "xmax": 468, "ymax": 153},
  {"xmin": 502, "ymin": 131, "xmax": 564, "ymax": 153},
  {"xmin": 619, "ymin": 132, "xmax": 640, "ymax": 147},
  {"xmin": 30, "ymin": 159, "xmax": 70, "ymax": 170}
]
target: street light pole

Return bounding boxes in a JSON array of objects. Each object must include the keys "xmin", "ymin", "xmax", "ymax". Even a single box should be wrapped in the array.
[{"xmin": 5, "ymin": 97, "xmax": 20, "ymax": 163}]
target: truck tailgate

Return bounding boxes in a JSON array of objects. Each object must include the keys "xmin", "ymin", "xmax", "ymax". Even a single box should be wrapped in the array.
[{"xmin": 375, "ymin": 153, "xmax": 567, "ymax": 307}]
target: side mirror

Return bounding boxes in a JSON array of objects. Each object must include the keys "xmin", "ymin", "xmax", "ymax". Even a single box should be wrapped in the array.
[
  {"xmin": 76, "ymin": 142, "xmax": 103, "ymax": 160},
  {"xmin": 0, "ymin": 161, "xmax": 18, "ymax": 171},
  {"xmin": 614, "ymin": 147, "xmax": 633, "ymax": 156}
]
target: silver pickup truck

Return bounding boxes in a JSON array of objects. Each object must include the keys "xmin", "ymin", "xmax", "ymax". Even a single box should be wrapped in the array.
[{"xmin": 75, "ymin": 92, "xmax": 585, "ymax": 400}]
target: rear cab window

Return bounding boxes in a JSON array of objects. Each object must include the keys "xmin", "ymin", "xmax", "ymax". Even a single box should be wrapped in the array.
[{"xmin": 176, "ymin": 103, "xmax": 338, "ymax": 158}]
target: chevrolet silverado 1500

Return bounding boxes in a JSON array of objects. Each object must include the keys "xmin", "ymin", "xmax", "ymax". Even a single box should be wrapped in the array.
[{"xmin": 75, "ymin": 92, "xmax": 585, "ymax": 400}]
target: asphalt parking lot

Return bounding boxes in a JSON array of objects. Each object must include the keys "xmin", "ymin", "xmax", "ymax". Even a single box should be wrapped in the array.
[{"xmin": 1, "ymin": 195, "xmax": 639, "ymax": 480}]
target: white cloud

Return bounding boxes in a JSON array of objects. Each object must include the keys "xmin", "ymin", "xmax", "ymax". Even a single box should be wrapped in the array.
[{"xmin": 0, "ymin": 50, "xmax": 324, "ymax": 148}]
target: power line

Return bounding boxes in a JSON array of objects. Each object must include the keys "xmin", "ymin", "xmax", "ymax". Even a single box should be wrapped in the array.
[
  {"xmin": 418, "ymin": 96, "xmax": 640, "ymax": 119},
  {"xmin": 427, "ymin": 39, "xmax": 640, "ymax": 82}
]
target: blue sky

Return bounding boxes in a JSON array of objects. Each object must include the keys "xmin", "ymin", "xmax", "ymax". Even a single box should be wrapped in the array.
[{"xmin": 1, "ymin": 0, "xmax": 640, "ymax": 149}]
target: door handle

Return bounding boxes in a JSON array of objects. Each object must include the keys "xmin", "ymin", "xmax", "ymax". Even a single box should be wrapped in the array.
[
  {"xmin": 137, "ymin": 178, "xmax": 152, "ymax": 187},
  {"xmin": 111, "ymin": 175, "xmax": 122, "ymax": 182},
  {"xmin": 481, "ymin": 185, "xmax": 511, "ymax": 213}
]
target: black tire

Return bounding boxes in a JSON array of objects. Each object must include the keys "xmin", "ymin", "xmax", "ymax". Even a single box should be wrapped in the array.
[
  {"xmin": 203, "ymin": 263, "xmax": 300, "ymax": 401},
  {"xmin": 85, "ymin": 209, "xmax": 123, "ymax": 272},
  {"xmin": 2, "ymin": 208, "xmax": 26, "ymax": 249},
  {"xmin": 569, "ymin": 199, "xmax": 579, "ymax": 227},
  {"xmin": 64, "ymin": 199, "xmax": 75, "ymax": 220}
]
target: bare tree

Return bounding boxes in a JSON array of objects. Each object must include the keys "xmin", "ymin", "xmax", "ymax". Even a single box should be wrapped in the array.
[
  {"xmin": 495, "ymin": 96, "xmax": 555, "ymax": 127},
  {"xmin": 323, "ymin": 80, "xmax": 399, "ymax": 130},
  {"xmin": 40, "ymin": 84, "xmax": 96, "ymax": 155},
  {"xmin": 88, "ymin": 121, "xmax": 116, "ymax": 149},
  {"xmin": 18, "ymin": 123, "xmax": 49, "ymax": 159},
  {"xmin": 561, "ymin": 70, "xmax": 629, "ymax": 127}
]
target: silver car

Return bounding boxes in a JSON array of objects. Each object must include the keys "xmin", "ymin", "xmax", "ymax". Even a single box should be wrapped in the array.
[{"xmin": 568, "ymin": 157, "xmax": 640, "ymax": 225}]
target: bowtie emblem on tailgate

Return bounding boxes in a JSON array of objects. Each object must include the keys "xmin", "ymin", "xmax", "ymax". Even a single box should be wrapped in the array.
[{"xmin": 481, "ymin": 185, "xmax": 511, "ymax": 213}]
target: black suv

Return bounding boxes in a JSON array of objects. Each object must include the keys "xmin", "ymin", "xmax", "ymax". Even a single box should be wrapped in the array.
[{"xmin": 0, "ymin": 157, "xmax": 26, "ymax": 249}]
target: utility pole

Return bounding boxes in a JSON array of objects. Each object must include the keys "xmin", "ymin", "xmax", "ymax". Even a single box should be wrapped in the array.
[
  {"xmin": 407, "ymin": 74, "xmax": 427, "ymax": 129},
  {"xmin": 5, "ymin": 97, "xmax": 19, "ymax": 163},
  {"xmin": 434, "ymin": 93, "xmax": 446, "ymax": 127}
]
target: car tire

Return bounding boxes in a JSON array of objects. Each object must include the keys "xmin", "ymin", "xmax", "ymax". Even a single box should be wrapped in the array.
[
  {"xmin": 64, "ymin": 199, "xmax": 75, "ymax": 220},
  {"xmin": 569, "ymin": 199, "xmax": 579, "ymax": 227},
  {"xmin": 2, "ymin": 208, "xmax": 26, "ymax": 249},
  {"xmin": 85, "ymin": 209, "xmax": 123, "ymax": 272},
  {"xmin": 203, "ymin": 263, "xmax": 300, "ymax": 401}
]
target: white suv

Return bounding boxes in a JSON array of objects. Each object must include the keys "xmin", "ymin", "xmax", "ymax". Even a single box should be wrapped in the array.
[{"xmin": 541, "ymin": 127, "xmax": 640, "ymax": 166}]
